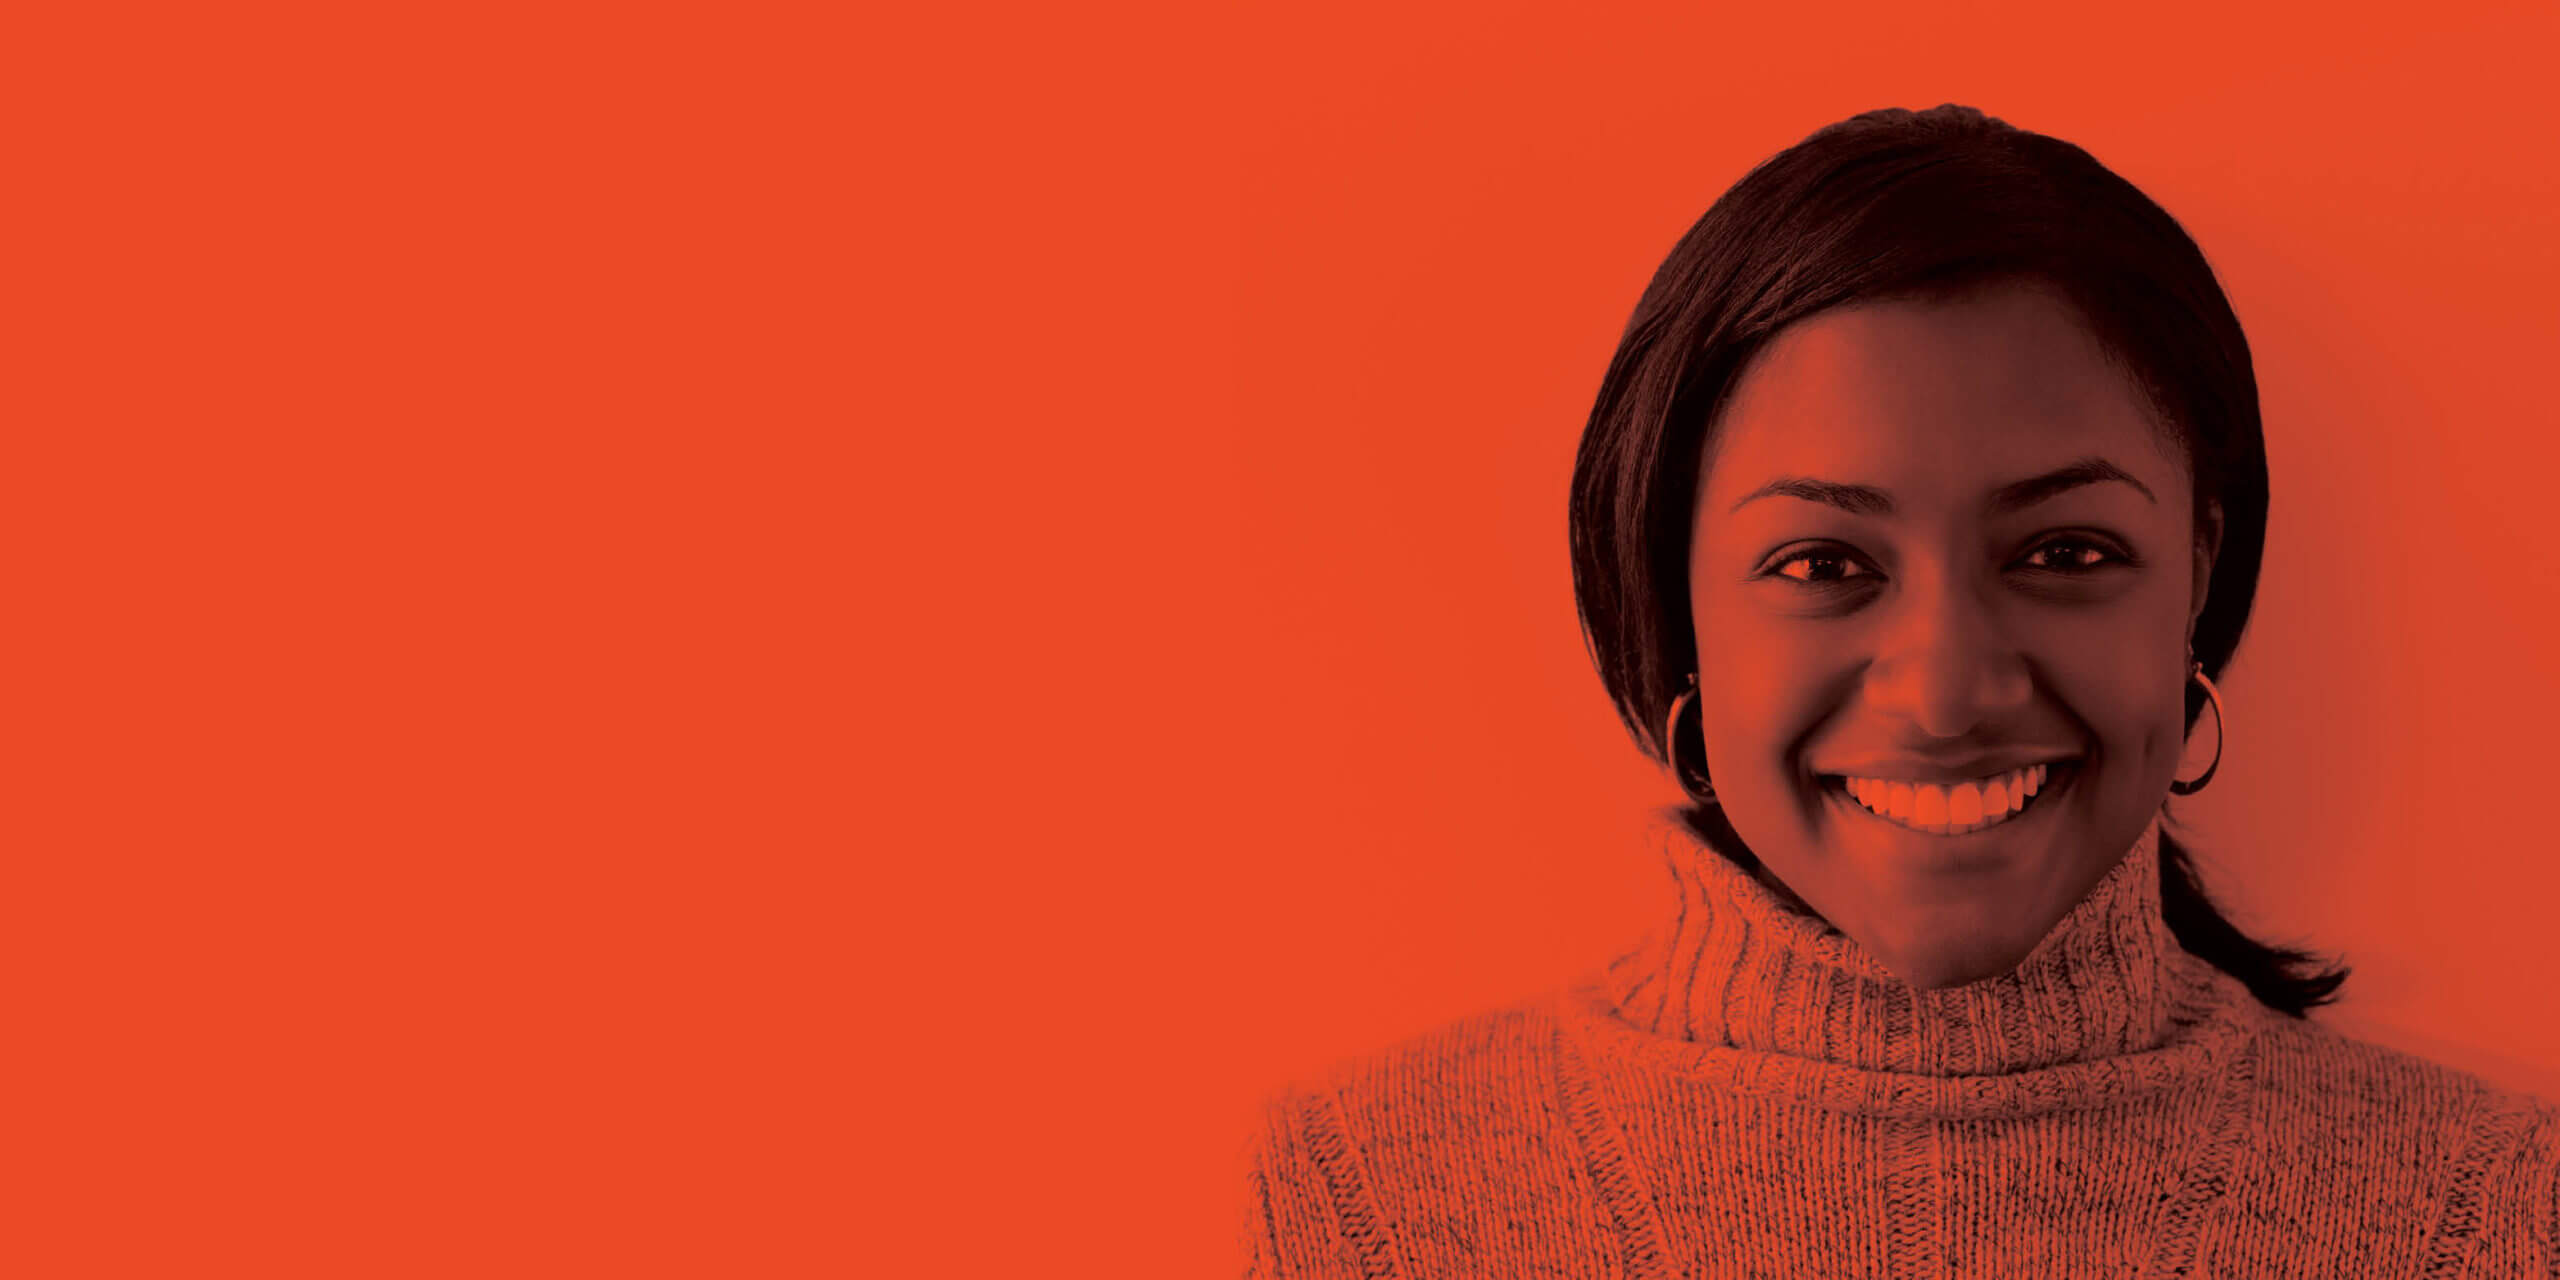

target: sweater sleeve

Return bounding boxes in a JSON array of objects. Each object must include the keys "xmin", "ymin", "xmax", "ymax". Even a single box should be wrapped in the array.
[
  {"xmin": 1242, "ymin": 1123, "xmax": 1286, "ymax": 1279},
  {"xmin": 2541, "ymin": 1115, "xmax": 2559, "ymax": 1280},
  {"xmin": 2517, "ymin": 1095, "xmax": 2560, "ymax": 1280},
  {"xmin": 2443, "ymin": 1090, "xmax": 2560, "ymax": 1279},
  {"xmin": 1240, "ymin": 1089, "xmax": 1368, "ymax": 1280}
]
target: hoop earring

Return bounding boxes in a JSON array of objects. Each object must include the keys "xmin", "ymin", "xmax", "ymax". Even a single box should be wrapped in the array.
[
  {"xmin": 1665, "ymin": 672, "xmax": 1717, "ymax": 804},
  {"xmin": 2170, "ymin": 654, "xmax": 2225, "ymax": 796}
]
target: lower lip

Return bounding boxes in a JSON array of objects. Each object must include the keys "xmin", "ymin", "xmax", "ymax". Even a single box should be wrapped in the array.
[{"xmin": 1820, "ymin": 763, "xmax": 2078, "ymax": 840}]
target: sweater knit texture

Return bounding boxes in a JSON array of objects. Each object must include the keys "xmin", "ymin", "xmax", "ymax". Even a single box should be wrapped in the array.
[{"xmin": 1242, "ymin": 814, "xmax": 2560, "ymax": 1278}]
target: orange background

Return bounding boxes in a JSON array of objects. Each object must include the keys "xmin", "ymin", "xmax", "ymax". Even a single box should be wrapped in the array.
[{"xmin": 14, "ymin": 1, "xmax": 2557, "ymax": 1275}]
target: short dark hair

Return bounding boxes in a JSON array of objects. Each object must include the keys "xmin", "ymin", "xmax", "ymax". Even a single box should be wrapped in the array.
[{"xmin": 1566, "ymin": 104, "xmax": 2346, "ymax": 1016}]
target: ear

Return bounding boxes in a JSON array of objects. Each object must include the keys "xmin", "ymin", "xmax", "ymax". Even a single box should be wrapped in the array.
[{"xmin": 2188, "ymin": 498, "xmax": 2224, "ymax": 641}]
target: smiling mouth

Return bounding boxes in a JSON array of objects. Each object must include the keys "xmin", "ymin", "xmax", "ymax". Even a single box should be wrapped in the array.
[{"xmin": 1818, "ymin": 762, "xmax": 2079, "ymax": 836}]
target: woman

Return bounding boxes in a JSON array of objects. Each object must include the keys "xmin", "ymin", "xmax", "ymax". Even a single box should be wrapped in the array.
[{"xmin": 1242, "ymin": 105, "xmax": 2559, "ymax": 1278}]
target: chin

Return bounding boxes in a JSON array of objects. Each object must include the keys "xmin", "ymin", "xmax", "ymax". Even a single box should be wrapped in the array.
[{"xmin": 1873, "ymin": 907, "xmax": 2048, "ymax": 989}]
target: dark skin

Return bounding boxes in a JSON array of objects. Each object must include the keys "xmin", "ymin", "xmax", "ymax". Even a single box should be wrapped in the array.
[{"xmin": 1687, "ymin": 281, "xmax": 2221, "ymax": 989}]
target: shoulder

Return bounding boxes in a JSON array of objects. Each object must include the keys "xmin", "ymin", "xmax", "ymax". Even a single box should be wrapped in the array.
[
  {"xmin": 1246, "ymin": 988, "xmax": 1576, "ymax": 1170},
  {"xmin": 1284, "ymin": 989, "xmax": 1573, "ymax": 1116},
  {"xmin": 1241, "ymin": 990, "xmax": 1597, "ymax": 1279},
  {"xmin": 2245, "ymin": 1011, "xmax": 2556, "ymax": 1133},
  {"xmin": 2244, "ymin": 1013, "xmax": 2560, "ymax": 1272}
]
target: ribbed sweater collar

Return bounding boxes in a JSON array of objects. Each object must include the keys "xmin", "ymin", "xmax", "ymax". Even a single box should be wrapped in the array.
[{"xmin": 1587, "ymin": 812, "xmax": 2255, "ymax": 1079}]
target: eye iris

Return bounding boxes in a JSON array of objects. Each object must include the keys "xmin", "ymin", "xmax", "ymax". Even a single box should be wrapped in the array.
[{"xmin": 2042, "ymin": 541, "xmax": 2105, "ymax": 569}]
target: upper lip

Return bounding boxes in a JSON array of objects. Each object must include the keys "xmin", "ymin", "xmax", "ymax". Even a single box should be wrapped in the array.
[{"xmin": 1817, "ymin": 752, "xmax": 2078, "ymax": 783}]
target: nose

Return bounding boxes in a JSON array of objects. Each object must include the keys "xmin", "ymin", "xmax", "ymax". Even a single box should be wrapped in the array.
[{"xmin": 1862, "ymin": 570, "xmax": 2033, "ymax": 740}]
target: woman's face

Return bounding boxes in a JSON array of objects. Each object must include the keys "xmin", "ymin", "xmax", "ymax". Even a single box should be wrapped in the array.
[{"xmin": 1688, "ymin": 280, "xmax": 2216, "ymax": 990}]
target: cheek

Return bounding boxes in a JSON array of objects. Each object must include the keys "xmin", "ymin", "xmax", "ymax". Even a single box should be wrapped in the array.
[
  {"xmin": 2137, "ymin": 678, "xmax": 2191, "ymax": 779},
  {"xmin": 1693, "ymin": 677, "xmax": 1783, "ymax": 776},
  {"xmin": 2038, "ymin": 643, "xmax": 2186, "ymax": 778},
  {"xmin": 1692, "ymin": 607, "xmax": 1836, "ymax": 776}
]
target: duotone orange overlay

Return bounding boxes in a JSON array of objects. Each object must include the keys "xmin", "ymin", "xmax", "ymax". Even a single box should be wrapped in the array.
[{"xmin": 9, "ymin": 1, "xmax": 2553, "ymax": 1275}]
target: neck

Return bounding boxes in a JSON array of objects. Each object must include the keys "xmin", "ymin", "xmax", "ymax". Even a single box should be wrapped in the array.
[{"xmin": 1593, "ymin": 811, "xmax": 2247, "ymax": 1076}]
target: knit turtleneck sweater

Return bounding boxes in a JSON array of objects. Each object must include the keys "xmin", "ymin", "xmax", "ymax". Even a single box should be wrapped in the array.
[{"xmin": 1242, "ymin": 814, "xmax": 2560, "ymax": 1278}]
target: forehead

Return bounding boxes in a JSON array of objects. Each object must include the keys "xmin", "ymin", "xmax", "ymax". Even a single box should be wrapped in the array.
[{"xmin": 1700, "ymin": 283, "xmax": 2184, "ymax": 514}]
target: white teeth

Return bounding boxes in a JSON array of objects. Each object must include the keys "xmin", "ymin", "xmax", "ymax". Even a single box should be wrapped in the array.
[
  {"xmin": 1945, "ymin": 781, "xmax": 1984, "ymax": 826},
  {"xmin": 1835, "ymin": 763, "xmax": 2056, "ymax": 835}
]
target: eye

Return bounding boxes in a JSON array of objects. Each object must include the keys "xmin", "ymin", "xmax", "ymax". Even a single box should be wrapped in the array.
[
  {"xmin": 2017, "ymin": 534, "xmax": 2132, "ymax": 574},
  {"xmin": 1762, "ymin": 545, "xmax": 1878, "ymax": 587}
]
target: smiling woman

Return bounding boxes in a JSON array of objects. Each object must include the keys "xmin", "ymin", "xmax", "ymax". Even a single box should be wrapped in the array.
[{"xmin": 1242, "ymin": 105, "xmax": 2560, "ymax": 1278}]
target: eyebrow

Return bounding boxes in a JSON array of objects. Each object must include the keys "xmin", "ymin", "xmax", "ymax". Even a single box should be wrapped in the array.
[{"xmin": 1727, "ymin": 456, "xmax": 2158, "ymax": 516}]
